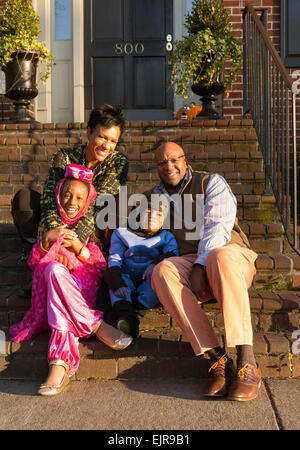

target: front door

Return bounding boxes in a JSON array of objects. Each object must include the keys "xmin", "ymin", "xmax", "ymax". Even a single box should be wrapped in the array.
[{"xmin": 84, "ymin": 0, "xmax": 173, "ymax": 121}]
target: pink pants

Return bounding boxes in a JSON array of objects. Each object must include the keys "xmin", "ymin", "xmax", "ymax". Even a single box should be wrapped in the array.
[
  {"xmin": 45, "ymin": 262, "xmax": 102, "ymax": 376},
  {"xmin": 151, "ymin": 244, "xmax": 257, "ymax": 355}
]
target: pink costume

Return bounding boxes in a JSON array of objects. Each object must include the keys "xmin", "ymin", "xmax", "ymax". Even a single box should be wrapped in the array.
[{"xmin": 9, "ymin": 164, "xmax": 106, "ymax": 377}]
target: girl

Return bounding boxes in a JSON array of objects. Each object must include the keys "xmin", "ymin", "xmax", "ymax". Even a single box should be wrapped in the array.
[{"xmin": 10, "ymin": 164, "xmax": 132, "ymax": 396}]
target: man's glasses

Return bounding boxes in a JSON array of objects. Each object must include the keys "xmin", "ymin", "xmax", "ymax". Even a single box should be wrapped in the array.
[{"xmin": 157, "ymin": 155, "xmax": 185, "ymax": 167}]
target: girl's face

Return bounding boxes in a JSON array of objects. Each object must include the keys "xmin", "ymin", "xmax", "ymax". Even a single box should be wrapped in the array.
[
  {"xmin": 140, "ymin": 208, "xmax": 164, "ymax": 233},
  {"xmin": 61, "ymin": 179, "xmax": 89, "ymax": 219}
]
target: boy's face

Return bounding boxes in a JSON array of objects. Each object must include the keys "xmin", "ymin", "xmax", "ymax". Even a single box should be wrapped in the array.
[
  {"xmin": 140, "ymin": 208, "xmax": 164, "ymax": 233},
  {"xmin": 61, "ymin": 179, "xmax": 89, "ymax": 218}
]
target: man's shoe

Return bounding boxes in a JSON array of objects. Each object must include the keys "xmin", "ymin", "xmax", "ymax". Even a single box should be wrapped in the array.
[
  {"xmin": 227, "ymin": 363, "xmax": 262, "ymax": 402},
  {"xmin": 203, "ymin": 354, "xmax": 235, "ymax": 397}
]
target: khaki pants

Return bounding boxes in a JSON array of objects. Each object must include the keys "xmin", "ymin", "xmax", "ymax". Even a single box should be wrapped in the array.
[{"xmin": 151, "ymin": 244, "xmax": 257, "ymax": 355}]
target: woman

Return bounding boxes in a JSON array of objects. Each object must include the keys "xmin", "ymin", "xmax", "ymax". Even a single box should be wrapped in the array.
[{"xmin": 10, "ymin": 164, "xmax": 132, "ymax": 396}]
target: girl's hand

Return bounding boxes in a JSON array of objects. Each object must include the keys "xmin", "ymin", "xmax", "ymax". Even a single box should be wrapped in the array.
[
  {"xmin": 56, "ymin": 253, "xmax": 73, "ymax": 271},
  {"xmin": 42, "ymin": 225, "xmax": 69, "ymax": 250}
]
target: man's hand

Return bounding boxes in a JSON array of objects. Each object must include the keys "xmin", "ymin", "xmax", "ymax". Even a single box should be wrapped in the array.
[{"xmin": 189, "ymin": 264, "xmax": 212, "ymax": 300}]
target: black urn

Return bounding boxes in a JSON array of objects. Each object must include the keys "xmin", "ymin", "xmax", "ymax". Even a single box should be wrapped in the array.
[
  {"xmin": 4, "ymin": 51, "xmax": 40, "ymax": 123},
  {"xmin": 191, "ymin": 79, "xmax": 225, "ymax": 120}
]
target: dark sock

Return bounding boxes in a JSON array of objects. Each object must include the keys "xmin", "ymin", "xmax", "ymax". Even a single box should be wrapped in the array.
[
  {"xmin": 206, "ymin": 346, "xmax": 225, "ymax": 362},
  {"xmin": 236, "ymin": 344, "xmax": 256, "ymax": 367}
]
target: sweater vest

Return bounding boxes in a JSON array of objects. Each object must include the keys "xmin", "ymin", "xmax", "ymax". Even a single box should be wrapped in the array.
[{"xmin": 147, "ymin": 171, "xmax": 251, "ymax": 256}]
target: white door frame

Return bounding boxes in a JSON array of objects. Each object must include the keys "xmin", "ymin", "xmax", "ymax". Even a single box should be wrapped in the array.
[{"xmin": 34, "ymin": 0, "xmax": 84, "ymax": 123}]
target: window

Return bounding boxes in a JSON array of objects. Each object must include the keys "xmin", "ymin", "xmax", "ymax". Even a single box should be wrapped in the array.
[{"xmin": 55, "ymin": 0, "xmax": 71, "ymax": 40}]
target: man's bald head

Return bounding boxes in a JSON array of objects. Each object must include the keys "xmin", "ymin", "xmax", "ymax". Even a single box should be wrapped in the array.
[
  {"xmin": 155, "ymin": 141, "xmax": 188, "ymax": 192},
  {"xmin": 155, "ymin": 142, "xmax": 185, "ymax": 162}
]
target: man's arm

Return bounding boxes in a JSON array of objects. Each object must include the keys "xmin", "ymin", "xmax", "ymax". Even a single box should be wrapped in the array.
[
  {"xmin": 190, "ymin": 174, "xmax": 237, "ymax": 298},
  {"xmin": 194, "ymin": 173, "xmax": 237, "ymax": 266}
]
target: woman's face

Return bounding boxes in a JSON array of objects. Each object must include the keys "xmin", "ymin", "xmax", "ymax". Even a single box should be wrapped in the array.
[
  {"xmin": 85, "ymin": 125, "xmax": 121, "ymax": 166},
  {"xmin": 61, "ymin": 179, "xmax": 89, "ymax": 219},
  {"xmin": 140, "ymin": 208, "xmax": 164, "ymax": 233}
]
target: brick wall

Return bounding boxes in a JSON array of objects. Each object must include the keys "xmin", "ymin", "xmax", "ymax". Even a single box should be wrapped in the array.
[{"xmin": 223, "ymin": 0, "xmax": 300, "ymax": 120}]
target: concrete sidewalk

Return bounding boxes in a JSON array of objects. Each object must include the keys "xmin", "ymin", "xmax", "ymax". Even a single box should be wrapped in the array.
[{"xmin": 0, "ymin": 378, "xmax": 299, "ymax": 431}]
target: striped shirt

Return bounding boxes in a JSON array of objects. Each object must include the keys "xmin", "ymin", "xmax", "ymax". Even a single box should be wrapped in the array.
[{"xmin": 153, "ymin": 170, "xmax": 237, "ymax": 266}]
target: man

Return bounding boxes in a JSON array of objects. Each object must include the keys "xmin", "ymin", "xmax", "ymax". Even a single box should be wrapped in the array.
[
  {"xmin": 149, "ymin": 141, "xmax": 261, "ymax": 402},
  {"xmin": 12, "ymin": 104, "xmax": 128, "ymax": 290}
]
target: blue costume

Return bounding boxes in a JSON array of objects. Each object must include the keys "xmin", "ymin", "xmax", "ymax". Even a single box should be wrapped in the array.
[{"xmin": 107, "ymin": 227, "xmax": 179, "ymax": 309}]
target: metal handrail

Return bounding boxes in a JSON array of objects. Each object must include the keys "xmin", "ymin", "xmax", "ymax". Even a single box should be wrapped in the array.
[{"xmin": 243, "ymin": 5, "xmax": 299, "ymax": 255}]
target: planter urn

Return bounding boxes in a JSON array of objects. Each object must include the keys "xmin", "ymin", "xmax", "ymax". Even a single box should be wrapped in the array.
[
  {"xmin": 3, "ymin": 50, "xmax": 40, "ymax": 123},
  {"xmin": 191, "ymin": 79, "xmax": 225, "ymax": 120}
]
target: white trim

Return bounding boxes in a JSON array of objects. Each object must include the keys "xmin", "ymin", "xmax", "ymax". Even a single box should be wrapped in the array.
[
  {"xmin": 34, "ymin": 0, "xmax": 52, "ymax": 123},
  {"xmin": 73, "ymin": 0, "xmax": 85, "ymax": 123}
]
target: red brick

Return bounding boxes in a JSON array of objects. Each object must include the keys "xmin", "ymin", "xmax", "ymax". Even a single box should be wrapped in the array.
[
  {"xmin": 255, "ymin": 255, "xmax": 274, "ymax": 270},
  {"xmin": 272, "ymin": 255, "xmax": 293, "ymax": 270}
]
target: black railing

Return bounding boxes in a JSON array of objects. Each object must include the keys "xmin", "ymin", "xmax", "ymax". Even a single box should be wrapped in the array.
[{"xmin": 243, "ymin": 5, "xmax": 299, "ymax": 255}]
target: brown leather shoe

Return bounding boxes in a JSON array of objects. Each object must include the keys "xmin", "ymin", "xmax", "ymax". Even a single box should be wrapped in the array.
[
  {"xmin": 203, "ymin": 354, "xmax": 235, "ymax": 397},
  {"xmin": 227, "ymin": 363, "xmax": 261, "ymax": 402}
]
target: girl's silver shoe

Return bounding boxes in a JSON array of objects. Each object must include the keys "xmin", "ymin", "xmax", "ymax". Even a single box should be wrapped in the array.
[{"xmin": 94, "ymin": 319, "xmax": 133, "ymax": 350}]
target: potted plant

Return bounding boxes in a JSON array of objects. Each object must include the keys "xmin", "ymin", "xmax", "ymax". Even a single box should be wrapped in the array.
[
  {"xmin": 0, "ymin": 0, "xmax": 54, "ymax": 123},
  {"xmin": 170, "ymin": 0, "xmax": 242, "ymax": 119}
]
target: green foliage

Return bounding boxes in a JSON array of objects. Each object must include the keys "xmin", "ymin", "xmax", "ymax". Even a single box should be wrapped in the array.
[
  {"xmin": 185, "ymin": 0, "xmax": 230, "ymax": 36},
  {"xmin": 170, "ymin": 0, "xmax": 242, "ymax": 99},
  {"xmin": 0, "ymin": 0, "xmax": 54, "ymax": 82}
]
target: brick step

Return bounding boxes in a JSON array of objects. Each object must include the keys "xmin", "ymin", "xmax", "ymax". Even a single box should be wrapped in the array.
[
  {"xmin": 0, "ymin": 251, "xmax": 299, "ymax": 292},
  {"xmin": 0, "ymin": 327, "xmax": 299, "ymax": 381},
  {"xmin": 0, "ymin": 248, "xmax": 299, "ymax": 291},
  {"xmin": 1, "ymin": 285, "xmax": 300, "ymax": 333}
]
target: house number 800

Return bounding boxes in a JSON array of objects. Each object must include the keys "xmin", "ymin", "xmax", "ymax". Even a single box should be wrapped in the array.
[{"xmin": 115, "ymin": 43, "xmax": 145, "ymax": 55}]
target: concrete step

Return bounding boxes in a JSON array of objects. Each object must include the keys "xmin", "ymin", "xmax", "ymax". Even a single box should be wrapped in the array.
[{"xmin": 0, "ymin": 326, "xmax": 299, "ymax": 381}]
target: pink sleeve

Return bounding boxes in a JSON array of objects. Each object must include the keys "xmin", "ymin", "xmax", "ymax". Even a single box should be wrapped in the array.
[{"xmin": 27, "ymin": 242, "xmax": 43, "ymax": 270}]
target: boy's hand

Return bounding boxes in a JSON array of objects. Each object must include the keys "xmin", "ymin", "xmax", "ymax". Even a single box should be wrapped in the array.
[
  {"xmin": 142, "ymin": 263, "xmax": 155, "ymax": 280},
  {"xmin": 113, "ymin": 287, "xmax": 129, "ymax": 299}
]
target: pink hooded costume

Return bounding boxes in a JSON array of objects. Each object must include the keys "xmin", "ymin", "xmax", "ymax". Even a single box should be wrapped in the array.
[{"xmin": 9, "ymin": 164, "xmax": 106, "ymax": 376}]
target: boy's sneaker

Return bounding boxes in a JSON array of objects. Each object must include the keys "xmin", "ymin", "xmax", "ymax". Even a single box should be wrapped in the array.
[{"xmin": 117, "ymin": 319, "xmax": 131, "ymax": 336}]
